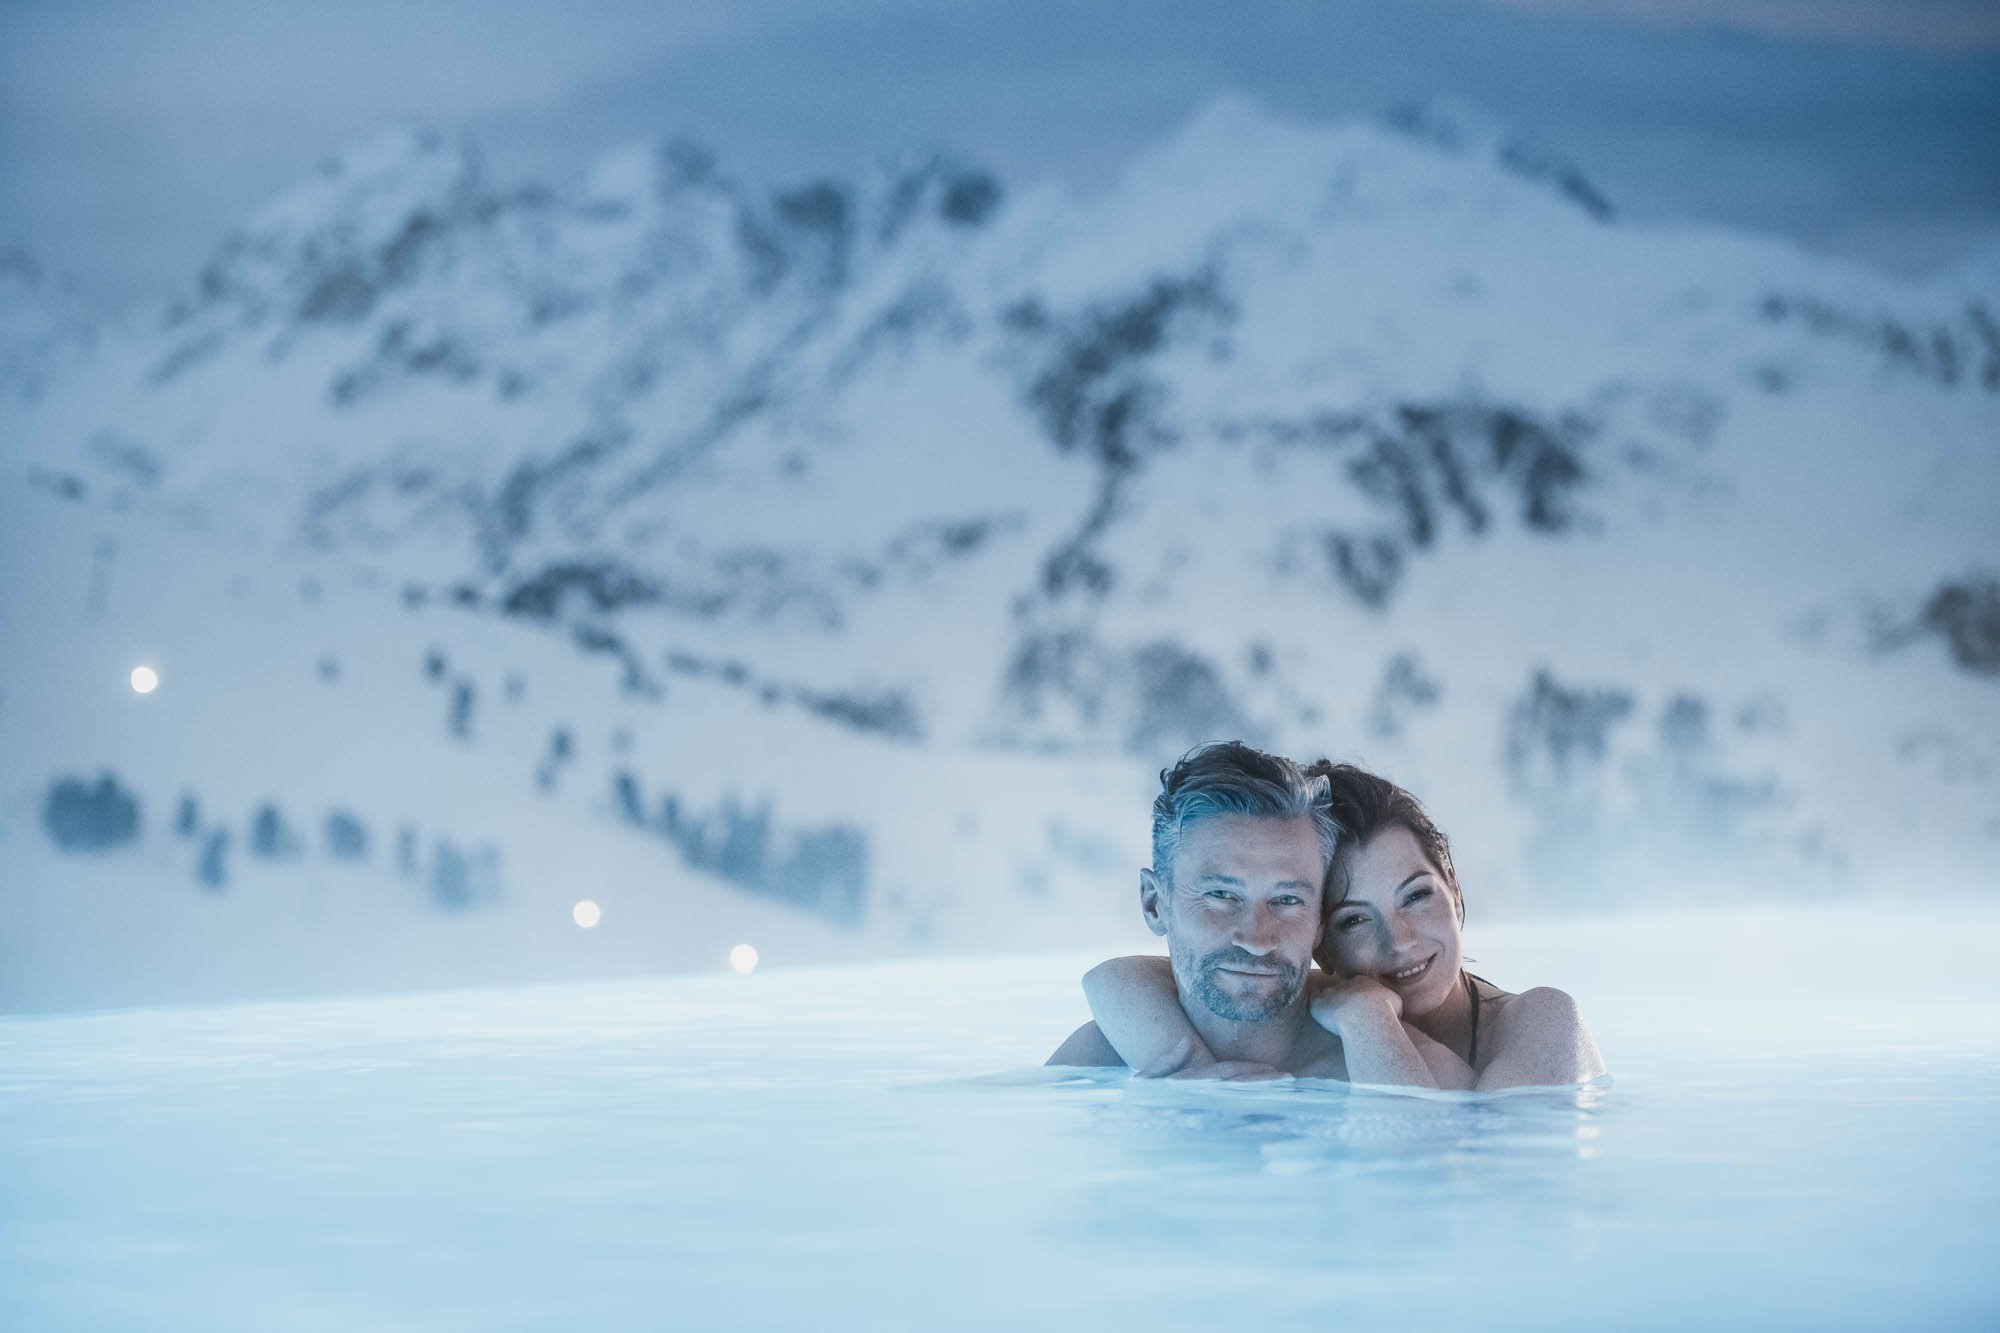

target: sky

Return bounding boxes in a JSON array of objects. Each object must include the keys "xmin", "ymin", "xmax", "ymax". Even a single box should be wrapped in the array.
[{"xmin": 2, "ymin": 0, "xmax": 1998, "ymax": 304}]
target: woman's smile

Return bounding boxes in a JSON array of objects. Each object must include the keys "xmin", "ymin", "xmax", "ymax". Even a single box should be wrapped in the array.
[{"xmin": 1382, "ymin": 954, "xmax": 1436, "ymax": 986}]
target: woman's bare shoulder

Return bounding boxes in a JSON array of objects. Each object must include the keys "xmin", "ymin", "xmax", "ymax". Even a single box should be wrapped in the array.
[
  {"xmin": 1483, "ymin": 984, "xmax": 1582, "ymax": 1027},
  {"xmin": 1474, "ymin": 985, "xmax": 1603, "ymax": 1087}
]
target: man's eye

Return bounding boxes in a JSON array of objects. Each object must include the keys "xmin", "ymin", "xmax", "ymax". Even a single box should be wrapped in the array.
[{"xmin": 1205, "ymin": 890, "xmax": 1237, "ymax": 902}]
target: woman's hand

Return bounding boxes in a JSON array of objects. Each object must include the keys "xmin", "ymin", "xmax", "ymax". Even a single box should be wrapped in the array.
[
  {"xmin": 1308, "ymin": 973, "xmax": 1444, "ymax": 1090},
  {"xmin": 1309, "ymin": 973, "xmax": 1403, "ymax": 1035}
]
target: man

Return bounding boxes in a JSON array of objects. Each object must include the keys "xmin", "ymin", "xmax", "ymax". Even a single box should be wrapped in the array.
[{"xmin": 1046, "ymin": 741, "xmax": 1348, "ymax": 1078}]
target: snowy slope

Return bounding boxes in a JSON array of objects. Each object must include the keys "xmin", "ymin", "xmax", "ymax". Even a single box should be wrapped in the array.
[
  {"xmin": 3, "ymin": 97, "xmax": 1996, "ymax": 1012},
  {"xmin": 0, "ymin": 248, "xmax": 99, "ymax": 404}
]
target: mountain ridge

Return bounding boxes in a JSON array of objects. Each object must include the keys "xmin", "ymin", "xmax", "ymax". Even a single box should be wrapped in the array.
[{"xmin": 3, "ymin": 94, "xmax": 1995, "ymax": 1011}]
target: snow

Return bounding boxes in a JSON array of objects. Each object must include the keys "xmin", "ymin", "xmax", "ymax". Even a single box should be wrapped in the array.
[{"xmin": 2, "ymin": 93, "xmax": 1997, "ymax": 1014}]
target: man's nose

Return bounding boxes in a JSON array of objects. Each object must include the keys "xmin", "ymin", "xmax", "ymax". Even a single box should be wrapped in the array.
[{"xmin": 1235, "ymin": 903, "xmax": 1280, "ymax": 954}]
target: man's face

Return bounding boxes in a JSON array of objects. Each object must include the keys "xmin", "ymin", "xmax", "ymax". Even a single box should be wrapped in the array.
[{"xmin": 1140, "ymin": 813, "xmax": 1326, "ymax": 1023}]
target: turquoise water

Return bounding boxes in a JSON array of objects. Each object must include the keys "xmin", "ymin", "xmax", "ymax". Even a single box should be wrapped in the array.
[{"xmin": 3, "ymin": 918, "xmax": 1998, "ymax": 1331}]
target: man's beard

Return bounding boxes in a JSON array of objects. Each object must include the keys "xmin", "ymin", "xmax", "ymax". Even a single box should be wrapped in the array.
[{"xmin": 1176, "ymin": 946, "xmax": 1305, "ymax": 1022}]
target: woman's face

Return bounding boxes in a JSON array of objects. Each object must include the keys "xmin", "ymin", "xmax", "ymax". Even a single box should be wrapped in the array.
[{"xmin": 1318, "ymin": 824, "xmax": 1464, "ymax": 1018}]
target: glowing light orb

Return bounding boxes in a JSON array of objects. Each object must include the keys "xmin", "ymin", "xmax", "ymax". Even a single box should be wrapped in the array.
[
  {"xmin": 129, "ymin": 665, "xmax": 160, "ymax": 695},
  {"xmin": 729, "ymin": 944, "xmax": 759, "ymax": 975},
  {"xmin": 572, "ymin": 899, "xmax": 602, "ymax": 929}
]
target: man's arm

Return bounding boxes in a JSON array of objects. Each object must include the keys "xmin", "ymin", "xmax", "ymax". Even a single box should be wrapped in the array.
[
  {"xmin": 1045, "ymin": 1020, "xmax": 1127, "ymax": 1067},
  {"xmin": 1081, "ymin": 956, "xmax": 1230, "ymax": 1077}
]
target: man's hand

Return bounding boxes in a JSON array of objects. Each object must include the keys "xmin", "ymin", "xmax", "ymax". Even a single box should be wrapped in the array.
[
  {"xmin": 1133, "ymin": 1036, "xmax": 1287, "ymax": 1081},
  {"xmin": 1133, "ymin": 1034, "xmax": 1205, "ymax": 1078},
  {"xmin": 1176, "ymin": 1061, "xmax": 1289, "ymax": 1081},
  {"xmin": 1309, "ymin": 973, "xmax": 1402, "ymax": 1035}
]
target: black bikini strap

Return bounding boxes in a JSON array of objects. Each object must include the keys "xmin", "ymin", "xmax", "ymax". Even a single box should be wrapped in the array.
[{"xmin": 1465, "ymin": 971, "xmax": 1481, "ymax": 1069}]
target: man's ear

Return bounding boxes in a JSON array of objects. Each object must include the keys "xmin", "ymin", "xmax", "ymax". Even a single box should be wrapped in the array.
[{"xmin": 1138, "ymin": 868, "xmax": 1169, "ymax": 937}]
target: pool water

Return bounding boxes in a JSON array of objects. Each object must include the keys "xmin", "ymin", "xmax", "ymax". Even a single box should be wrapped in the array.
[{"xmin": 3, "ymin": 907, "xmax": 1998, "ymax": 1331}]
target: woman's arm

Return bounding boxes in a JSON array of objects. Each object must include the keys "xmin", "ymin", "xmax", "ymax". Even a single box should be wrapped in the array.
[
  {"xmin": 1083, "ymin": 956, "xmax": 1275, "ymax": 1078},
  {"xmin": 1404, "ymin": 1024, "xmax": 1479, "ymax": 1091},
  {"xmin": 1309, "ymin": 975, "xmax": 1464, "ymax": 1089},
  {"xmin": 1473, "ymin": 988, "xmax": 1606, "ymax": 1090}
]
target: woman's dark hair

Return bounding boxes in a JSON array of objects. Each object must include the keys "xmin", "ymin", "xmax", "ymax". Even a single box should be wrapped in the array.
[{"xmin": 1300, "ymin": 760, "xmax": 1462, "ymax": 923}]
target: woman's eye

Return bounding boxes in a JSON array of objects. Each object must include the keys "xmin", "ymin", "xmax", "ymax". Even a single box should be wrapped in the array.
[
  {"xmin": 1334, "ymin": 917, "xmax": 1364, "ymax": 932},
  {"xmin": 1404, "ymin": 887, "xmax": 1432, "ymax": 905}
]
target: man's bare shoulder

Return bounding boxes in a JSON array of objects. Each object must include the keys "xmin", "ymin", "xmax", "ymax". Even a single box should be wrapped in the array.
[{"xmin": 1046, "ymin": 1021, "xmax": 1128, "ymax": 1068}]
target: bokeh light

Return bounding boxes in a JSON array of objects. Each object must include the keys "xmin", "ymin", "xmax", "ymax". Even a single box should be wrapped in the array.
[
  {"xmin": 129, "ymin": 665, "xmax": 159, "ymax": 694},
  {"xmin": 571, "ymin": 899, "xmax": 601, "ymax": 929},
  {"xmin": 729, "ymin": 944, "xmax": 759, "ymax": 974}
]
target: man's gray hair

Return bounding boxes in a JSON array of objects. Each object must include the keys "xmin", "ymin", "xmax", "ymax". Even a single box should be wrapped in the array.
[{"xmin": 1149, "ymin": 741, "xmax": 1338, "ymax": 884}]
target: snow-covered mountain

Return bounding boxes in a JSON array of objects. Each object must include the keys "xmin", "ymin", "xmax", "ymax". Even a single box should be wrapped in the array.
[
  {"xmin": 4, "ymin": 96, "xmax": 1995, "ymax": 1012},
  {"xmin": 0, "ymin": 247, "xmax": 99, "ymax": 404}
]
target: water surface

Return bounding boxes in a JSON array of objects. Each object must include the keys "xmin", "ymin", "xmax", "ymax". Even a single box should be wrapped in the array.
[{"xmin": 3, "ymin": 909, "xmax": 1997, "ymax": 1331}]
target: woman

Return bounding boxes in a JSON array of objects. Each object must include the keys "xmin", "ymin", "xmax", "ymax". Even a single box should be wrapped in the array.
[{"xmin": 1082, "ymin": 761, "xmax": 1605, "ymax": 1090}]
